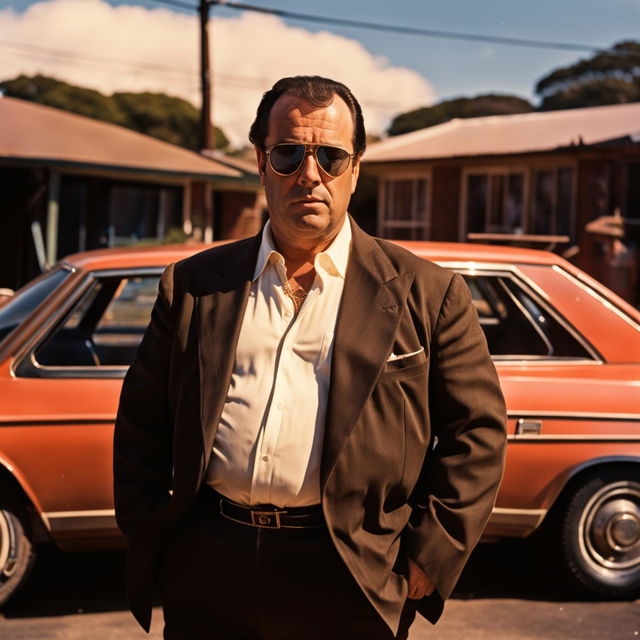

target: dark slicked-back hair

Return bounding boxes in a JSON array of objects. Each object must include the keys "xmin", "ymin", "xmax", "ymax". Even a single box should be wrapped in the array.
[{"xmin": 249, "ymin": 75, "xmax": 366, "ymax": 156}]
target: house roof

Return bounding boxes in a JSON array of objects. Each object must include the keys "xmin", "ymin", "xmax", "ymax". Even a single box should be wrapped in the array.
[
  {"xmin": 0, "ymin": 96, "xmax": 255, "ymax": 181},
  {"xmin": 365, "ymin": 102, "xmax": 640, "ymax": 163}
]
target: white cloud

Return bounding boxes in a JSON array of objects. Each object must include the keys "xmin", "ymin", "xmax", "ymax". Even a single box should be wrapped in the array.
[
  {"xmin": 0, "ymin": 0, "xmax": 435, "ymax": 147},
  {"xmin": 479, "ymin": 47, "xmax": 496, "ymax": 59}
]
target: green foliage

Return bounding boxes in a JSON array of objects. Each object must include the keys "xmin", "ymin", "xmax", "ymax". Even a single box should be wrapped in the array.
[
  {"xmin": 0, "ymin": 74, "xmax": 229, "ymax": 150},
  {"xmin": 1, "ymin": 74, "xmax": 128, "ymax": 125},
  {"xmin": 112, "ymin": 91, "xmax": 228, "ymax": 150},
  {"xmin": 387, "ymin": 94, "xmax": 533, "ymax": 136},
  {"xmin": 535, "ymin": 40, "xmax": 640, "ymax": 110}
]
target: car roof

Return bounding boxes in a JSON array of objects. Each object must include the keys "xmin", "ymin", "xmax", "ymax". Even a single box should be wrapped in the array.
[{"xmin": 61, "ymin": 239, "xmax": 563, "ymax": 272}]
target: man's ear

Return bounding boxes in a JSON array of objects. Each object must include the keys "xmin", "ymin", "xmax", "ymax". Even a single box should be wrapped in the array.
[
  {"xmin": 255, "ymin": 147, "xmax": 267, "ymax": 187},
  {"xmin": 350, "ymin": 156, "xmax": 361, "ymax": 194}
]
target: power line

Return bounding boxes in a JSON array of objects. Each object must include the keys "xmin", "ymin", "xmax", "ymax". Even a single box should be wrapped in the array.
[
  {"xmin": 147, "ymin": 0, "xmax": 197, "ymax": 11},
  {"xmin": 0, "ymin": 39, "xmax": 400, "ymax": 109},
  {"xmin": 105, "ymin": 0, "xmax": 640, "ymax": 61},
  {"xmin": 208, "ymin": 0, "xmax": 614, "ymax": 55},
  {"xmin": 0, "ymin": 40, "xmax": 194, "ymax": 76}
]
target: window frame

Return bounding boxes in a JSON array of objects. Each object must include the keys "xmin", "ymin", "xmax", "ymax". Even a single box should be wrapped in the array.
[
  {"xmin": 460, "ymin": 162, "xmax": 577, "ymax": 241},
  {"xmin": 440, "ymin": 263, "xmax": 602, "ymax": 363},
  {"xmin": 378, "ymin": 173, "xmax": 431, "ymax": 240},
  {"xmin": 14, "ymin": 267, "xmax": 164, "ymax": 379}
]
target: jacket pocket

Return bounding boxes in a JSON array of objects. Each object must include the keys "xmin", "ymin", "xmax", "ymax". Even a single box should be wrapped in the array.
[{"xmin": 379, "ymin": 349, "xmax": 428, "ymax": 384}]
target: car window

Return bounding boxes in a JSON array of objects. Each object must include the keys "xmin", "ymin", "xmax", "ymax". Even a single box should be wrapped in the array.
[
  {"xmin": 0, "ymin": 267, "xmax": 70, "ymax": 346},
  {"xmin": 461, "ymin": 273, "xmax": 592, "ymax": 359},
  {"xmin": 33, "ymin": 274, "xmax": 160, "ymax": 368}
]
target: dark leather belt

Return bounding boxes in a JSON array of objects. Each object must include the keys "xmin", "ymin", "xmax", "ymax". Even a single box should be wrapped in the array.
[{"xmin": 212, "ymin": 489, "xmax": 324, "ymax": 529}]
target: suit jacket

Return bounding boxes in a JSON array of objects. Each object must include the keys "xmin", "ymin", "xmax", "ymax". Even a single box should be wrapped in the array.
[{"xmin": 113, "ymin": 219, "xmax": 507, "ymax": 634}]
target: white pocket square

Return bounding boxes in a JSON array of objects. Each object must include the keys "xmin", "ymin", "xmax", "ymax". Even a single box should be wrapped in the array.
[{"xmin": 386, "ymin": 346, "xmax": 424, "ymax": 362}]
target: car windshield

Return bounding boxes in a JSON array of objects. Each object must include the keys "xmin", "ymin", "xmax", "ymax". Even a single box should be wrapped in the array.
[{"xmin": 0, "ymin": 267, "xmax": 71, "ymax": 346}]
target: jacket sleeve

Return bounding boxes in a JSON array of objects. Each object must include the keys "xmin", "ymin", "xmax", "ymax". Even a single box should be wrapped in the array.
[
  {"xmin": 403, "ymin": 272, "xmax": 507, "ymax": 621},
  {"xmin": 113, "ymin": 263, "xmax": 176, "ymax": 544}
]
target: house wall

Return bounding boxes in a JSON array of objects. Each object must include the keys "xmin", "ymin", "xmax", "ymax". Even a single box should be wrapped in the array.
[
  {"xmin": 364, "ymin": 145, "xmax": 640, "ymax": 307},
  {"xmin": 213, "ymin": 190, "xmax": 265, "ymax": 240},
  {"xmin": 431, "ymin": 165, "xmax": 461, "ymax": 241}
]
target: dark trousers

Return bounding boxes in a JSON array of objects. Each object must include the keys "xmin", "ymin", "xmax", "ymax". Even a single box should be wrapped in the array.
[{"xmin": 158, "ymin": 488, "xmax": 418, "ymax": 639}]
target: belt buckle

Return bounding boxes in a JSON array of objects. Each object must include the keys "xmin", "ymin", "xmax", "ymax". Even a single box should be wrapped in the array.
[{"xmin": 251, "ymin": 510, "xmax": 282, "ymax": 528}]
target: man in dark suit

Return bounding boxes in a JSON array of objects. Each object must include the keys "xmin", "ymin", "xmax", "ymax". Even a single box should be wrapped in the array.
[{"xmin": 114, "ymin": 76, "xmax": 507, "ymax": 639}]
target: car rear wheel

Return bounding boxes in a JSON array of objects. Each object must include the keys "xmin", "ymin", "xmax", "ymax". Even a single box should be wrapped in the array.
[
  {"xmin": 561, "ymin": 468, "xmax": 640, "ymax": 598},
  {"xmin": 0, "ymin": 507, "xmax": 36, "ymax": 606}
]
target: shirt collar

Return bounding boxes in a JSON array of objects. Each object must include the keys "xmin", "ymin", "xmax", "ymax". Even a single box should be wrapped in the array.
[
  {"xmin": 252, "ymin": 217, "xmax": 352, "ymax": 282},
  {"xmin": 253, "ymin": 222, "xmax": 284, "ymax": 282}
]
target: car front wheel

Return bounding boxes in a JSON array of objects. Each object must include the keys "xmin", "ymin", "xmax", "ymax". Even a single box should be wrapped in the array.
[
  {"xmin": 0, "ymin": 507, "xmax": 36, "ymax": 606},
  {"xmin": 561, "ymin": 468, "xmax": 640, "ymax": 598}
]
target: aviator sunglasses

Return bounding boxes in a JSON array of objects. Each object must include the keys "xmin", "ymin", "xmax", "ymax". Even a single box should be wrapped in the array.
[{"xmin": 265, "ymin": 143, "xmax": 356, "ymax": 178}]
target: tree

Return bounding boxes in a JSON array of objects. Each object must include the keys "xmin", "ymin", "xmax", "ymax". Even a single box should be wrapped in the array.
[
  {"xmin": 1, "ymin": 74, "xmax": 127, "ymax": 126},
  {"xmin": 113, "ymin": 91, "xmax": 229, "ymax": 150},
  {"xmin": 0, "ymin": 74, "xmax": 229, "ymax": 150},
  {"xmin": 387, "ymin": 94, "xmax": 533, "ymax": 136},
  {"xmin": 535, "ymin": 40, "xmax": 640, "ymax": 111}
]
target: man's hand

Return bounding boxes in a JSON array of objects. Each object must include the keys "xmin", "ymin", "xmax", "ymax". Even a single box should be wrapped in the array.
[{"xmin": 406, "ymin": 556, "xmax": 435, "ymax": 600}]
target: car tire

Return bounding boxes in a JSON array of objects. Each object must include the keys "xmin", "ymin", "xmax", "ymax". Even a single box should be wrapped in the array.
[
  {"xmin": 0, "ymin": 507, "xmax": 36, "ymax": 606},
  {"xmin": 560, "ymin": 467, "xmax": 640, "ymax": 598}
]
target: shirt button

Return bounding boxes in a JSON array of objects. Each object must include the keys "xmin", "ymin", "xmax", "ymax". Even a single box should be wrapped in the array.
[
  {"xmin": 262, "ymin": 455, "xmax": 269, "ymax": 462},
  {"xmin": 277, "ymin": 402, "xmax": 284, "ymax": 410}
]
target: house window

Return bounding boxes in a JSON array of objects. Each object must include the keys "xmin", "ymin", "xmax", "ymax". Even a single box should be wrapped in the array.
[
  {"xmin": 465, "ymin": 166, "xmax": 574, "ymax": 238},
  {"xmin": 108, "ymin": 184, "xmax": 181, "ymax": 246},
  {"xmin": 532, "ymin": 167, "xmax": 574, "ymax": 236},
  {"xmin": 380, "ymin": 178, "xmax": 429, "ymax": 240},
  {"xmin": 466, "ymin": 172, "xmax": 525, "ymax": 235}
]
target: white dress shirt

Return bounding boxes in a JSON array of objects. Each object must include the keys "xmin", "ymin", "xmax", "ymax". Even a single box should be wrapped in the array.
[{"xmin": 205, "ymin": 217, "xmax": 351, "ymax": 507}]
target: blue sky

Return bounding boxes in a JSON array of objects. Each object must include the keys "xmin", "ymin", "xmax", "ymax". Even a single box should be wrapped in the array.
[
  {"xmin": 3, "ymin": 0, "xmax": 634, "ymax": 101},
  {"xmin": 0, "ymin": 0, "xmax": 638, "ymax": 143}
]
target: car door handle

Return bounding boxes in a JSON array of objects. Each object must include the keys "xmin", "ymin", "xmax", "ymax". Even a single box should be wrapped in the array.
[{"xmin": 516, "ymin": 418, "xmax": 542, "ymax": 435}]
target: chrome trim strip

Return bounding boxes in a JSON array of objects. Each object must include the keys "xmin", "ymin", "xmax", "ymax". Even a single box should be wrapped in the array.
[
  {"xmin": 436, "ymin": 261, "xmax": 529, "ymax": 272},
  {"xmin": 495, "ymin": 358, "xmax": 604, "ymax": 365},
  {"xmin": 491, "ymin": 507, "xmax": 547, "ymax": 518},
  {"xmin": 0, "ymin": 418, "xmax": 113, "ymax": 427},
  {"xmin": 483, "ymin": 507, "xmax": 547, "ymax": 538},
  {"xmin": 508, "ymin": 434, "xmax": 640, "ymax": 442},
  {"xmin": 59, "ymin": 262, "xmax": 79, "ymax": 274},
  {"xmin": 46, "ymin": 509, "xmax": 115, "ymax": 518},
  {"xmin": 89, "ymin": 267, "xmax": 165, "ymax": 278},
  {"xmin": 552, "ymin": 265, "xmax": 640, "ymax": 332},
  {"xmin": 21, "ymin": 355, "xmax": 129, "ymax": 379},
  {"xmin": 507, "ymin": 410, "xmax": 640, "ymax": 422},
  {"xmin": 45, "ymin": 509, "xmax": 117, "ymax": 532}
]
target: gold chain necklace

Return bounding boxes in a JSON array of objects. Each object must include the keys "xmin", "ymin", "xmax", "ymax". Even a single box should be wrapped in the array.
[{"xmin": 283, "ymin": 281, "xmax": 308, "ymax": 314}]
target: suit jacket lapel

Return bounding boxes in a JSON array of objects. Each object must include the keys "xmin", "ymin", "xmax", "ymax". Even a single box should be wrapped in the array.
[
  {"xmin": 321, "ymin": 223, "xmax": 415, "ymax": 491},
  {"xmin": 196, "ymin": 236, "xmax": 261, "ymax": 472}
]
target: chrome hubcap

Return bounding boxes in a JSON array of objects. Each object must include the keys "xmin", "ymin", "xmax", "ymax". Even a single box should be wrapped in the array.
[
  {"xmin": 0, "ymin": 510, "xmax": 17, "ymax": 579},
  {"xmin": 579, "ymin": 482, "xmax": 640, "ymax": 574}
]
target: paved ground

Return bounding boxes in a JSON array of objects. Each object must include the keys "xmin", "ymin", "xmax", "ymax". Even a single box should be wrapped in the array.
[{"xmin": 1, "ymin": 539, "xmax": 638, "ymax": 639}]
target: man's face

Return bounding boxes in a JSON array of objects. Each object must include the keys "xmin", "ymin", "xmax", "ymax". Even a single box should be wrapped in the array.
[{"xmin": 256, "ymin": 93, "xmax": 360, "ymax": 253}]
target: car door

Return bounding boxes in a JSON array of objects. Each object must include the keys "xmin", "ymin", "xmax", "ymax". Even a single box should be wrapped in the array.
[
  {"xmin": 453, "ymin": 266, "xmax": 612, "ymax": 537},
  {"xmin": 1, "ymin": 268, "xmax": 162, "ymax": 548}
]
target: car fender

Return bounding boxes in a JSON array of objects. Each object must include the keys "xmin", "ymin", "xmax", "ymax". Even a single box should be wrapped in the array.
[
  {"xmin": 0, "ymin": 453, "xmax": 50, "ymax": 532},
  {"xmin": 543, "ymin": 454, "xmax": 640, "ymax": 517}
]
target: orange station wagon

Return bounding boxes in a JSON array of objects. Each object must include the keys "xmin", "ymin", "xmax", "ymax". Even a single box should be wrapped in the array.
[{"xmin": 0, "ymin": 241, "xmax": 639, "ymax": 605}]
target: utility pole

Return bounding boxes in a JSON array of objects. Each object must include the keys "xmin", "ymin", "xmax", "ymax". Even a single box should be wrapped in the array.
[{"xmin": 199, "ymin": 0, "xmax": 213, "ymax": 151}]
